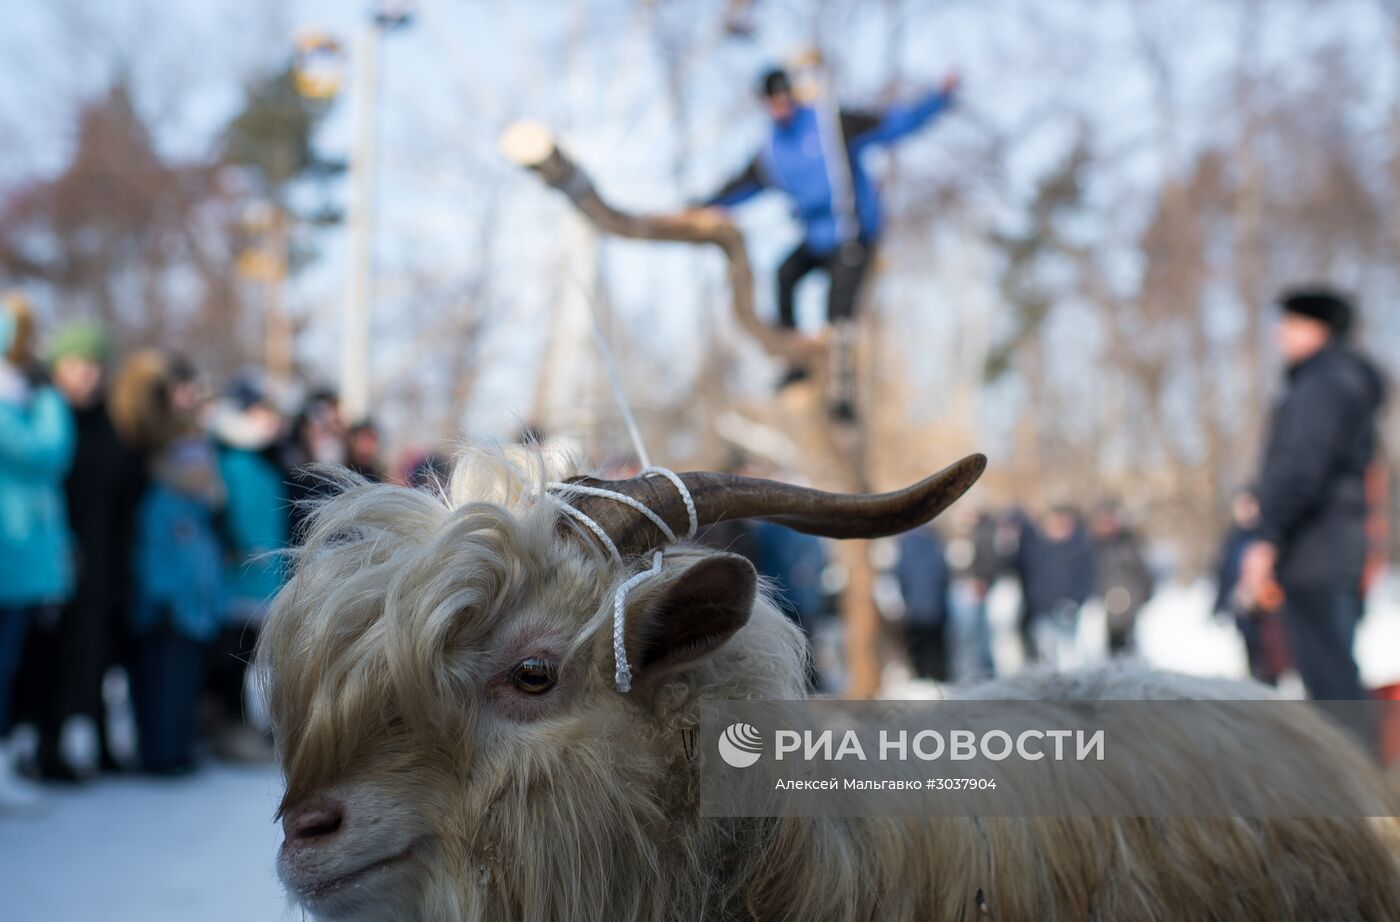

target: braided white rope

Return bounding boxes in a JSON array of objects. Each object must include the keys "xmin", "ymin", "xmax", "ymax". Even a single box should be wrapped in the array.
[
  {"xmin": 546, "ymin": 467, "xmax": 698, "ymax": 692},
  {"xmin": 547, "ymin": 480, "xmax": 678, "ymax": 544},
  {"xmin": 612, "ymin": 552, "xmax": 663, "ymax": 692},
  {"xmin": 547, "ymin": 497, "xmax": 623, "ymax": 565},
  {"xmin": 640, "ymin": 466, "xmax": 698, "ymax": 539}
]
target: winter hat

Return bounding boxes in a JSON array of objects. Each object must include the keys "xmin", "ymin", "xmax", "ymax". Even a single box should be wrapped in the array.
[
  {"xmin": 223, "ymin": 370, "xmax": 272, "ymax": 412},
  {"xmin": 759, "ymin": 67, "xmax": 792, "ymax": 98},
  {"xmin": 1278, "ymin": 286, "xmax": 1353, "ymax": 337},
  {"xmin": 47, "ymin": 320, "xmax": 109, "ymax": 366},
  {"xmin": 153, "ymin": 435, "xmax": 223, "ymax": 504}
]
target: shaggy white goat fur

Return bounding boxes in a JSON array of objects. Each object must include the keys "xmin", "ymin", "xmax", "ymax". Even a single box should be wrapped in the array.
[{"xmin": 260, "ymin": 447, "xmax": 1400, "ymax": 922}]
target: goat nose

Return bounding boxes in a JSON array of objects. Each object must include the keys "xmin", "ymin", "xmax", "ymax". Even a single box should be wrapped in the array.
[{"xmin": 282, "ymin": 801, "xmax": 345, "ymax": 846}]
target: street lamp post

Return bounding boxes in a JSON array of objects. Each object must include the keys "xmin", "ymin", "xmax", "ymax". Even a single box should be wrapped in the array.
[{"xmin": 341, "ymin": 3, "xmax": 413, "ymax": 425}]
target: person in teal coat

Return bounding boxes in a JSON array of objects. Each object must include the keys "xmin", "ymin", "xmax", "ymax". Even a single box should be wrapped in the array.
[
  {"xmin": 0, "ymin": 294, "xmax": 74, "ymax": 810},
  {"xmin": 0, "ymin": 312, "xmax": 75, "ymax": 617},
  {"xmin": 207, "ymin": 374, "xmax": 289, "ymax": 761}
]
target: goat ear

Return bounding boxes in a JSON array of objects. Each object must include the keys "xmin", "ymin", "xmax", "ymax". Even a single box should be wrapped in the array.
[{"xmin": 623, "ymin": 553, "xmax": 756, "ymax": 685}]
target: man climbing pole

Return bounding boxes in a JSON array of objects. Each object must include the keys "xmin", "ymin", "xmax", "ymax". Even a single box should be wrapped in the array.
[{"xmin": 696, "ymin": 65, "xmax": 960, "ymax": 421}]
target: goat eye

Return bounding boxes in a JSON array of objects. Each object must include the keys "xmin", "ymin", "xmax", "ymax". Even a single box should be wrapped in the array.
[{"xmin": 509, "ymin": 657, "xmax": 558, "ymax": 694}]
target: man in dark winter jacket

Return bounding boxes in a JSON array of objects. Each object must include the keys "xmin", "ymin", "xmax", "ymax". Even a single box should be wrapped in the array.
[
  {"xmin": 896, "ymin": 526, "xmax": 951, "ymax": 681},
  {"xmin": 1238, "ymin": 287, "xmax": 1386, "ymax": 701},
  {"xmin": 699, "ymin": 66, "xmax": 958, "ymax": 418},
  {"xmin": 1018, "ymin": 506, "xmax": 1097, "ymax": 668}
]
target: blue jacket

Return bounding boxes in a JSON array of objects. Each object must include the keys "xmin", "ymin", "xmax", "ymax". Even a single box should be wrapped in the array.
[
  {"xmin": 751, "ymin": 520, "xmax": 828, "ymax": 627},
  {"xmin": 216, "ymin": 446, "xmax": 289, "ymax": 619},
  {"xmin": 131, "ymin": 484, "xmax": 223, "ymax": 642},
  {"xmin": 1019, "ymin": 524, "xmax": 1097, "ymax": 617},
  {"xmin": 0, "ymin": 383, "xmax": 75, "ymax": 607},
  {"xmin": 896, "ymin": 527, "xmax": 950, "ymax": 628},
  {"xmin": 705, "ymin": 90, "xmax": 953, "ymax": 254}
]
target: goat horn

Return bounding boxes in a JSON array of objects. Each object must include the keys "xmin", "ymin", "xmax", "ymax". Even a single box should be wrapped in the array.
[{"xmin": 554, "ymin": 454, "xmax": 987, "ymax": 559}]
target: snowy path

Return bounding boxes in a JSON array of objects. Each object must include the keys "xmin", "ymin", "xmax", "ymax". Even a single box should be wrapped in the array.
[
  {"xmin": 5, "ymin": 580, "xmax": 1398, "ymax": 921},
  {"xmin": 2, "ymin": 764, "xmax": 292, "ymax": 921}
]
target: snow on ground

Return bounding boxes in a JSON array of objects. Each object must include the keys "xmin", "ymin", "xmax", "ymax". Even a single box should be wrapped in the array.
[
  {"xmin": 5, "ymin": 579, "xmax": 1399, "ymax": 921},
  {"xmin": 2, "ymin": 763, "xmax": 292, "ymax": 921},
  {"xmin": 881, "ymin": 576, "xmax": 1400, "ymax": 700},
  {"xmin": 1137, "ymin": 577, "xmax": 1400, "ymax": 692}
]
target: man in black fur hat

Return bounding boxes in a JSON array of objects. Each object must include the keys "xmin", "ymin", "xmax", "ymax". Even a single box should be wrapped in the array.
[{"xmin": 1238, "ymin": 286, "xmax": 1386, "ymax": 704}]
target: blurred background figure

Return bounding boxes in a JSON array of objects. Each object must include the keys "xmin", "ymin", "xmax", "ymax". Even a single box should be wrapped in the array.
[
  {"xmin": 985, "ymin": 506, "xmax": 1034, "ymax": 674},
  {"xmin": 208, "ymin": 373, "xmax": 289, "ymax": 761},
  {"xmin": 20, "ymin": 321, "xmax": 141, "ymax": 782},
  {"xmin": 750, "ymin": 519, "xmax": 830, "ymax": 690},
  {"xmin": 346, "ymin": 418, "xmax": 385, "ymax": 482},
  {"xmin": 895, "ymin": 524, "xmax": 950, "ymax": 681},
  {"xmin": 130, "ymin": 434, "xmax": 223, "ymax": 775},
  {"xmin": 943, "ymin": 507, "xmax": 996, "ymax": 681},
  {"xmin": 1214, "ymin": 489, "xmax": 1287, "ymax": 686},
  {"xmin": 1019, "ymin": 505, "xmax": 1096, "ymax": 670},
  {"xmin": 110, "ymin": 349, "xmax": 220, "ymax": 774},
  {"xmin": 1091, "ymin": 500, "xmax": 1154, "ymax": 656},
  {"xmin": 1238, "ymin": 288, "xmax": 1385, "ymax": 703},
  {"xmin": 401, "ymin": 449, "xmax": 452, "ymax": 490},
  {"xmin": 283, "ymin": 388, "xmax": 345, "ymax": 540},
  {"xmin": 0, "ymin": 293, "xmax": 73, "ymax": 812}
]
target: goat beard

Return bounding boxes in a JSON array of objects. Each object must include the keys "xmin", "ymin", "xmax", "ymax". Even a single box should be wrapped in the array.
[{"xmin": 442, "ymin": 702, "xmax": 741, "ymax": 922}]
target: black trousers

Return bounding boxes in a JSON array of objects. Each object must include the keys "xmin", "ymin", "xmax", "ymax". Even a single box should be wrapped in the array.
[
  {"xmin": 131, "ymin": 628, "xmax": 207, "ymax": 774},
  {"xmin": 1280, "ymin": 588, "xmax": 1378, "ymax": 753},
  {"xmin": 20, "ymin": 593, "xmax": 115, "ymax": 768},
  {"xmin": 1280, "ymin": 589, "xmax": 1366, "ymax": 700},
  {"xmin": 208, "ymin": 625, "xmax": 258, "ymax": 723},
  {"xmin": 776, "ymin": 239, "xmax": 873, "ymax": 329},
  {"xmin": 907, "ymin": 622, "xmax": 948, "ymax": 682}
]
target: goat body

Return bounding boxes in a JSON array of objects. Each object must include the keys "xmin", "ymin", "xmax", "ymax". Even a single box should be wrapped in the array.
[{"xmin": 260, "ymin": 450, "xmax": 1400, "ymax": 921}]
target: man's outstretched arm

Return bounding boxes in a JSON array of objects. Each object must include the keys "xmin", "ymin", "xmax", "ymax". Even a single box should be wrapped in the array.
[
  {"xmin": 699, "ymin": 157, "xmax": 766, "ymax": 208},
  {"xmin": 849, "ymin": 72, "xmax": 959, "ymax": 148}
]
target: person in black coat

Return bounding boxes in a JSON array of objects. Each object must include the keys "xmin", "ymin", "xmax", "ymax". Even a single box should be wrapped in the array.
[
  {"xmin": 1018, "ymin": 506, "xmax": 1096, "ymax": 668},
  {"xmin": 896, "ymin": 526, "xmax": 951, "ymax": 681},
  {"xmin": 282, "ymin": 389, "xmax": 345, "ymax": 543},
  {"xmin": 27, "ymin": 323, "xmax": 143, "ymax": 779},
  {"xmin": 1237, "ymin": 287, "xmax": 1385, "ymax": 702}
]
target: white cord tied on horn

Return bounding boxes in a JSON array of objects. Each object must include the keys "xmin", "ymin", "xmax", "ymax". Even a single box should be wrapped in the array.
[
  {"xmin": 611, "ymin": 551, "xmax": 662, "ymax": 693},
  {"xmin": 554, "ymin": 272, "xmax": 699, "ymax": 691},
  {"xmin": 546, "ymin": 467, "xmax": 698, "ymax": 692},
  {"xmin": 640, "ymin": 466, "xmax": 698, "ymax": 539}
]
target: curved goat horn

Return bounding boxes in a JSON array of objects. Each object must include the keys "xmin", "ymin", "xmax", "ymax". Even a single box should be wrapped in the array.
[{"xmin": 554, "ymin": 454, "xmax": 987, "ymax": 559}]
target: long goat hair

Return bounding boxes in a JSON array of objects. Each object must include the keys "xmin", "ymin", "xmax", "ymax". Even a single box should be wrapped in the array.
[{"xmin": 259, "ymin": 446, "xmax": 1400, "ymax": 921}]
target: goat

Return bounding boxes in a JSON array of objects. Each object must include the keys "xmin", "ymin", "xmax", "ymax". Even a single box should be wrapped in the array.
[{"xmin": 259, "ymin": 447, "xmax": 1399, "ymax": 921}]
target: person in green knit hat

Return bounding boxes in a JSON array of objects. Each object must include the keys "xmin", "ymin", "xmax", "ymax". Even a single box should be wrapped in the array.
[{"xmin": 20, "ymin": 319, "xmax": 144, "ymax": 781}]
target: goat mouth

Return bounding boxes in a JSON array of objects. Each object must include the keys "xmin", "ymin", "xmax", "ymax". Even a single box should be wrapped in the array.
[{"xmin": 294, "ymin": 841, "xmax": 420, "ymax": 906}]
